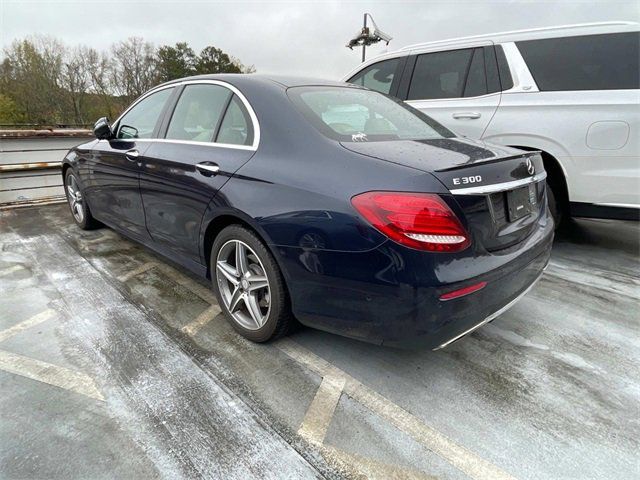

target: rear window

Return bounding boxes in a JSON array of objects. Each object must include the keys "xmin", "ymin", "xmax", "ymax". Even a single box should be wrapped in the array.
[
  {"xmin": 517, "ymin": 32, "xmax": 639, "ymax": 91},
  {"xmin": 288, "ymin": 86, "xmax": 454, "ymax": 142}
]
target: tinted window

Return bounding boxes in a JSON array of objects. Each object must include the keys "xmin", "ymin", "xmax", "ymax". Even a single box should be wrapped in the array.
[
  {"xmin": 495, "ymin": 45, "xmax": 514, "ymax": 90},
  {"xmin": 463, "ymin": 48, "xmax": 487, "ymax": 97},
  {"xmin": 408, "ymin": 49, "xmax": 474, "ymax": 100},
  {"xmin": 288, "ymin": 86, "xmax": 454, "ymax": 142},
  {"xmin": 216, "ymin": 95, "xmax": 254, "ymax": 146},
  {"xmin": 484, "ymin": 46, "xmax": 502, "ymax": 93},
  {"xmin": 117, "ymin": 88, "xmax": 173, "ymax": 139},
  {"xmin": 166, "ymin": 84, "xmax": 231, "ymax": 142},
  {"xmin": 348, "ymin": 58, "xmax": 400, "ymax": 94},
  {"xmin": 517, "ymin": 32, "xmax": 639, "ymax": 91}
]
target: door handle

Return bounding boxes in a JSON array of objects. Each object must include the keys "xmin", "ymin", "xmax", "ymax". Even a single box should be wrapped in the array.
[
  {"xmin": 452, "ymin": 112, "xmax": 481, "ymax": 120},
  {"xmin": 196, "ymin": 162, "xmax": 220, "ymax": 176},
  {"xmin": 125, "ymin": 149, "xmax": 139, "ymax": 161}
]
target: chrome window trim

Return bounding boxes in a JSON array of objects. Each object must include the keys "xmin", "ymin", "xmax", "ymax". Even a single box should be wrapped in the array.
[
  {"xmin": 112, "ymin": 79, "xmax": 260, "ymax": 151},
  {"xmin": 449, "ymin": 171, "xmax": 547, "ymax": 195}
]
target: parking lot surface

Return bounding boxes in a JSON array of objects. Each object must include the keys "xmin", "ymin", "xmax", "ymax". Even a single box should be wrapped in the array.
[{"xmin": 1, "ymin": 203, "xmax": 638, "ymax": 479}]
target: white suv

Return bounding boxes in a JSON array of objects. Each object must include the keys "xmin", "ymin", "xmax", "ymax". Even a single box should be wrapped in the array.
[{"xmin": 343, "ymin": 22, "xmax": 639, "ymax": 224}]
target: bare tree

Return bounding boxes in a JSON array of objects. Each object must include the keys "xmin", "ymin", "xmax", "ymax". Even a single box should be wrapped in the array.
[
  {"xmin": 111, "ymin": 37, "xmax": 158, "ymax": 103},
  {"xmin": 230, "ymin": 56, "xmax": 256, "ymax": 74},
  {"xmin": 61, "ymin": 46, "xmax": 92, "ymax": 124}
]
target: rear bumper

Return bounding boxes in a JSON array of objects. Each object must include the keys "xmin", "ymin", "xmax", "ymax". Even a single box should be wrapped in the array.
[
  {"xmin": 276, "ymin": 217, "xmax": 553, "ymax": 349},
  {"xmin": 432, "ymin": 268, "xmax": 545, "ymax": 350}
]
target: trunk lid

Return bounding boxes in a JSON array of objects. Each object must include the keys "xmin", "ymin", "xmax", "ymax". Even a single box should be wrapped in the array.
[{"xmin": 341, "ymin": 138, "xmax": 548, "ymax": 251}]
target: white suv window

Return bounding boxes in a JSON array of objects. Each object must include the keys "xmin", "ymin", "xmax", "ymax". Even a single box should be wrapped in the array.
[
  {"xmin": 517, "ymin": 32, "xmax": 639, "ymax": 91},
  {"xmin": 348, "ymin": 58, "xmax": 400, "ymax": 95},
  {"xmin": 408, "ymin": 49, "xmax": 475, "ymax": 100}
]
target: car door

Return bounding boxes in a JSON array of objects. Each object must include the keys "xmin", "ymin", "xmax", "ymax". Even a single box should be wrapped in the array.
[
  {"xmin": 401, "ymin": 46, "xmax": 501, "ymax": 139},
  {"xmin": 139, "ymin": 81, "xmax": 257, "ymax": 263},
  {"xmin": 87, "ymin": 86, "xmax": 175, "ymax": 238}
]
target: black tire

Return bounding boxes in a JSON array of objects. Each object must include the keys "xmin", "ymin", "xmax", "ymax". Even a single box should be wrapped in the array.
[
  {"xmin": 64, "ymin": 169, "xmax": 100, "ymax": 230},
  {"xmin": 210, "ymin": 225, "xmax": 293, "ymax": 342}
]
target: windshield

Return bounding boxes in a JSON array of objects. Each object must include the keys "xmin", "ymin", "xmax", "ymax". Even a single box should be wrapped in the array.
[{"xmin": 288, "ymin": 86, "xmax": 454, "ymax": 142}]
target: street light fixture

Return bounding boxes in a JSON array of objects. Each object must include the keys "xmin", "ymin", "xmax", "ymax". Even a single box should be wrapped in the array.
[{"xmin": 346, "ymin": 13, "xmax": 392, "ymax": 63}]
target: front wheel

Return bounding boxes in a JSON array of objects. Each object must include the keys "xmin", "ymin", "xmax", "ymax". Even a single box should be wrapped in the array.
[
  {"xmin": 64, "ymin": 169, "xmax": 100, "ymax": 230},
  {"xmin": 211, "ymin": 225, "xmax": 293, "ymax": 342}
]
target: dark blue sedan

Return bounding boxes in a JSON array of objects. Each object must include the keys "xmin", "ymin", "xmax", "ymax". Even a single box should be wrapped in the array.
[{"xmin": 62, "ymin": 75, "xmax": 553, "ymax": 349}]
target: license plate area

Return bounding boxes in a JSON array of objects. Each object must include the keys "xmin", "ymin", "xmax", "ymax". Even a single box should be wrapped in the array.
[{"xmin": 506, "ymin": 185, "xmax": 533, "ymax": 222}]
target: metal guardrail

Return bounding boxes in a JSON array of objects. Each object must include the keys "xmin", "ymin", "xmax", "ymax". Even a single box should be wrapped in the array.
[{"xmin": 0, "ymin": 129, "xmax": 93, "ymax": 206}]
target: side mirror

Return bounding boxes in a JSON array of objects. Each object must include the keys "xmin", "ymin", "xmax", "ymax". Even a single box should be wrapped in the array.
[{"xmin": 93, "ymin": 117, "xmax": 113, "ymax": 140}]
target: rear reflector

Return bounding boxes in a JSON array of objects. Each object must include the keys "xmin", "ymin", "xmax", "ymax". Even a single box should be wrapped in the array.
[
  {"xmin": 351, "ymin": 192, "xmax": 470, "ymax": 252},
  {"xmin": 439, "ymin": 281, "xmax": 487, "ymax": 301}
]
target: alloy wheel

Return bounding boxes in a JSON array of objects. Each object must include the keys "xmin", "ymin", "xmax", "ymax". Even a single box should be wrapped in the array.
[
  {"xmin": 215, "ymin": 239, "xmax": 271, "ymax": 330},
  {"xmin": 66, "ymin": 174, "xmax": 84, "ymax": 223}
]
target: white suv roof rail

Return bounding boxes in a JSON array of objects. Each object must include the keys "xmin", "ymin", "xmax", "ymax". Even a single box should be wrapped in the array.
[{"xmin": 398, "ymin": 21, "xmax": 638, "ymax": 52}]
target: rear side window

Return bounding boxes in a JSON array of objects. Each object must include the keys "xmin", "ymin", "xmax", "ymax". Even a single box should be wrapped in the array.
[
  {"xmin": 517, "ymin": 32, "xmax": 640, "ymax": 91},
  {"xmin": 463, "ymin": 48, "xmax": 487, "ymax": 97},
  {"xmin": 495, "ymin": 45, "xmax": 514, "ymax": 90},
  {"xmin": 216, "ymin": 95, "xmax": 254, "ymax": 146},
  {"xmin": 408, "ymin": 49, "xmax": 474, "ymax": 100},
  {"xmin": 165, "ymin": 84, "xmax": 231, "ymax": 142},
  {"xmin": 348, "ymin": 58, "xmax": 401, "ymax": 95}
]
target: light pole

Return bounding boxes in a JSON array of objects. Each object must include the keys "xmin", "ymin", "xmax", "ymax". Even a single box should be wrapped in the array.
[{"xmin": 346, "ymin": 13, "xmax": 392, "ymax": 63}]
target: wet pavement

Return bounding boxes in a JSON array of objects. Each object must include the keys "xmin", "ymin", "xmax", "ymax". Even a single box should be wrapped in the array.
[{"xmin": 0, "ymin": 203, "xmax": 638, "ymax": 479}]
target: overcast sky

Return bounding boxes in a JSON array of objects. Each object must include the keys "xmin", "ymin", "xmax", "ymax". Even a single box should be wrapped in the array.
[{"xmin": 1, "ymin": 0, "xmax": 638, "ymax": 78}]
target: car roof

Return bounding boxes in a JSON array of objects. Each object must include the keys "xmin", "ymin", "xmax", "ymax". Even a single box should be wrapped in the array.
[
  {"xmin": 398, "ymin": 21, "xmax": 639, "ymax": 51},
  {"xmin": 341, "ymin": 21, "xmax": 639, "ymax": 81},
  {"xmin": 157, "ymin": 74, "xmax": 350, "ymax": 90}
]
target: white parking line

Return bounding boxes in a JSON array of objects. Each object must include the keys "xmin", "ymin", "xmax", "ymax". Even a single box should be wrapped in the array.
[
  {"xmin": 117, "ymin": 262, "xmax": 157, "ymax": 282},
  {"xmin": 0, "ymin": 349, "xmax": 104, "ymax": 401},
  {"xmin": 182, "ymin": 304, "xmax": 221, "ymax": 336},
  {"xmin": 0, "ymin": 265, "xmax": 23, "ymax": 277},
  {"xmin": 277, "ymin": 338, "xmax": 516, "ymax": 480},
  {"xmin": 155, "ymin": 263, "xmax": 217, "ymax": 304},
  {"xmin": 298, "ymin": 375, "xmax": 346, "ymax": 445},
  {"xmin": 322, "ymin": 444, "xmax": 436, "ymax": 480},
  {"xmin": 0, "ymin": 309, "xmax": 57, "ymax": 343},
  {"xmin": 117, "ymin": 261, "xmax": 217, "ymax": 305}
]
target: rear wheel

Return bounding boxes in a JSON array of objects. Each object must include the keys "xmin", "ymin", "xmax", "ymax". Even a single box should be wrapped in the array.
[
  {"xmin": 211, "ymin": 225, "xmax": 293, "ymax": 342},
  {"xmin": 64, "ymin": 169, "xmax": 100, "ymax": 230}
]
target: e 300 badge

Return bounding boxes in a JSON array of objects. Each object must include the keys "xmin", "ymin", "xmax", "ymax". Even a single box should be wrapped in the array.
[{"xmin": 452, "ymin": 175, "xmax": 482, "ymax": 186}]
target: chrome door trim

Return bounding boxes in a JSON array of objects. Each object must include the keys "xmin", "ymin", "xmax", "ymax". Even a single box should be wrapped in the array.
[{"xmin": 450, "ymin": 171, "xmax": 547, "ymax": 195}]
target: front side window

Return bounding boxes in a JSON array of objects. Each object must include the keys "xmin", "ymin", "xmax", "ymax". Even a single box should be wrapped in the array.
[
  {"xmin": 348, "ymin": 58, "xmax": 401, "ymax": 95},
  {"xmin": 165, "ymin": 84, "xmax": 232, "ymax": 142},
  {"xmin": 116, "ymin": 87, "xmax": 173, "ymax": 139},
  {"xmin": 517, "ymin": 32, "xmax": 640, "ymax": 91},
  {"xmin": 408, "ymin": 49, "xmax": 474, "ymax": 100},
  {"xmin": 288, "ymin": 86, "xmax": 454, "ymax": 142}
]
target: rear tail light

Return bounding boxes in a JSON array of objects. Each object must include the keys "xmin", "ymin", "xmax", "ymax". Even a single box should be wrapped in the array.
[{"xmin": 351, "ymin": 191, "xmax": 470, "ymax": 252}]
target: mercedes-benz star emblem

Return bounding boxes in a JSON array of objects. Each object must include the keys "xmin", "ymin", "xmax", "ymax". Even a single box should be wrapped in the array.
[{"xmin": 526, "ymin": 158, "xmax": 535, "ymax": 175}]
